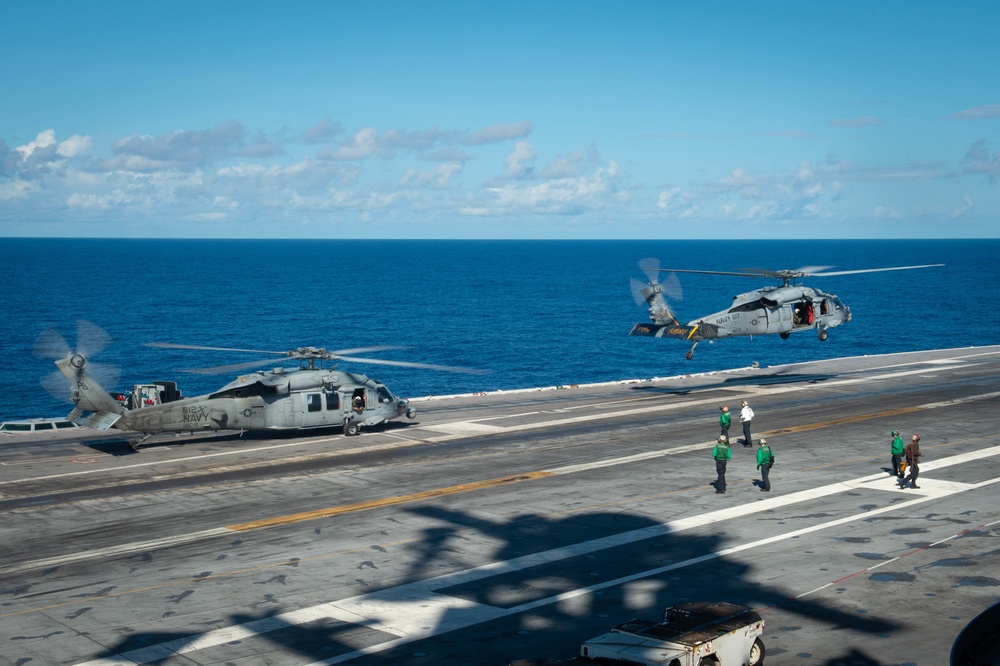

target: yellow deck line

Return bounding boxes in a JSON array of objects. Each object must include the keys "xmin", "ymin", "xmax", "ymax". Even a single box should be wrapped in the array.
[{"xmin": 226, "ymin": 471, "xmax": 554, "ymax": 531}]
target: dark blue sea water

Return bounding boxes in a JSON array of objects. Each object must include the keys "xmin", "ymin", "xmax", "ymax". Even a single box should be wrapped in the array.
[{"xmin": 1, "ymin": 238, "xmax": 997, "ymax": 422}]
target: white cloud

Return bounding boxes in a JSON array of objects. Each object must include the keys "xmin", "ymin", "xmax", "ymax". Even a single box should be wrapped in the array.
[
  {"xmin": 15, "ymin": 130, "xmax": 57, "ymax": 160},
  {"xmin": 504, "ymin": 140, "xmax": 537, "ymax": 179},
  {"xmin": 951, "ymin": 196, "xmax": 974, "ymax": 218},
  {"xmin": 946, "ymin": 105, "xmax": 1000, "ymax": 120},
  {"xmin": 873, "ymin": 206, "xmax": 901, "ymax": 219},
  {"xmin": 463, "ymin": 160, "xmax": 626, "ymax": 216},
  {"xmin": 464, "ymin": 121, "xmax": 532, "ymax": 145},
  {"xmin": 400, "ymin": 162, "xmax": 463, "ymax": 188}
]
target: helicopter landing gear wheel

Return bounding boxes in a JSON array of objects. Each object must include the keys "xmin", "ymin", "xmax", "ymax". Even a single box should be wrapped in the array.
[
  {"xmin": 780, "ymin": 331, "xmax": 790, "ymax": 339},
  {"xmin": 343, "ymin": 422, "xmax": 360, "ymax": 436},
  {"xmin": 818, "ymin": 329, "xmax": 829, "ymax": 341},
  {"xmin": 749, "ymin": 637, "xmax": 765, "ymax": 665},
  {"xmin": 686, "ymin": 341, "xmax": 699, "ymax": 360}
]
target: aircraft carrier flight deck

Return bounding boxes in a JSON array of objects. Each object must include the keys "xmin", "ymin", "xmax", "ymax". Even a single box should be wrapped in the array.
[{"xmin": 1, "ymin": 346, "xmax": 999, "ymax": 666}]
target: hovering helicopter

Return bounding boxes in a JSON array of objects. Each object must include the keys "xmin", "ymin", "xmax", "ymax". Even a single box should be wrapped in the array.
[
  {"xmin": 37, "ymin": 321, "xmax": 484, "ymax": 449},
  {"xmin": 629, "ymin": 258, "xmax": 943, "ymax": 359}
]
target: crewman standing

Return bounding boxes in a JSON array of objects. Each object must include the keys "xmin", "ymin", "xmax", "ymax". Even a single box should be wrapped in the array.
[
  {"xmin": 739, "ymin": 400, "xmax": 755, "ymax": 446},
  {"xmin": 712, "ymin": 435, "xmax": 731, "ymax": 494},
  {"xmin": 719, "ymin": 405, "xmax": 731, "ymax": 445},
  {"xmin": 890, "ymin": 429, "xmax": 905, "ymax": 478},
  {"xmin": 900, "ymin": 434, "xmax": 922, "ymax": 489},
  {"xmin": 756, "ymin": 437, "xmax": 774, "ymax": 492}
]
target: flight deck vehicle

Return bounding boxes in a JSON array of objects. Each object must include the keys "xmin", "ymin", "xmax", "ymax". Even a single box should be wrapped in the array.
[{"xmin": 513, "ymin": 601, "xmax": 765, "ymax": 666}]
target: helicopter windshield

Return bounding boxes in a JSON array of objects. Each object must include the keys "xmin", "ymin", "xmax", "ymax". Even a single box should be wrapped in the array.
[{"xmin": 210, "ymin": 381, "xmax": 282, "ymax": 400}]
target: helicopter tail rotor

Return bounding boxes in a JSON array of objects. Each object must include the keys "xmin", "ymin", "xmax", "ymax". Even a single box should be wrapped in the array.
[
  {"xmin": 632, "ymin": 258, "xmax": 682, "ymax": 325},
  {"xmin": 34, "ymin": 320, "xmax": 124, "ymax": 430}
]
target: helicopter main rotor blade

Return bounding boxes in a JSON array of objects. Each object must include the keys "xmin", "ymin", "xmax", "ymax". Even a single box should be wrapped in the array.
[
  {"xmin": 335, "ymin": 356, "xmax": 489, "ymax": 374},
  {"xmin": 181, "ymin": 358, "xmax": 288, "ymax": 375},
  {"xmin": 805, "ymin": 264, "xmax": 944, "ymax": 277},
  {"xmin": 145, "ymin": 342, "xmax": 290, "ymax": 355},
  {"xmin": 330, "ymin": 345, "xmax": 407, "ymax": 356},
  {"xmin": 653, "ymin": 267, "xmax": 774, "ymax": 278}
]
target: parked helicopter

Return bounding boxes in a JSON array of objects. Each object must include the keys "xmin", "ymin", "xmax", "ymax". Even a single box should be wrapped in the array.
[
  {"xmin": 630, "ymin": 258, "xmax": 943, "ymax": 359},
  {"xmin": 36, "ymin": 321, "xmax": 484, "ymax": 449}
]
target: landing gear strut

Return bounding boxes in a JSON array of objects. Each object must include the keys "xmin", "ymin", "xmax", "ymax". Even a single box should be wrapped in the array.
[{"xmin": 686, "ymin": 341, "xmax": 699, "ymax": 360}]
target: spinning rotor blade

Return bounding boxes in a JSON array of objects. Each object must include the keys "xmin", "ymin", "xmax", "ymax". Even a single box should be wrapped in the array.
[
  {"xmin": 147, "ymin": 342, "xmax": 408, "ymax": 359},
  {"xmin": 34, "ymin": 327, "xmax": 71, "ymax": 360},
  {"xmin": 636, "ymin": 259, "xmax": 682, "ymax": 300},
  {"xmin": 182, "ymin": 358, "xmax": 288, "ymax": 375},
  {"xmin": 638, "ymin": 257, "xmax": 661, "ymax": 285},
  {"xmin": 631, "ymin": 277, "xmax": 653, "ymax": 307},
  {"xmin": 802, "ymin": 263, "xmax": 944, "ymax": 277},
  {"xmin": 335, "ymin": 356, "xmax": 488, "ymax": 374},
  {"xmin": 35, "ymin": 321, "xmax": 120, "ymax": 402},
  {"xmin": 75, "ymin": 319, "xmax": 112, "ymax": 359},
  {"xmin": 145, "ymin": 342, "xmax": 290, "ymax": 355}
]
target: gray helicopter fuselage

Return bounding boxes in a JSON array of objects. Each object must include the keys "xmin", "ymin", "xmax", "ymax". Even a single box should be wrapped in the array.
[
  {"xmin": 120, "ymin": 368, "xmax": 412, "ymax": 434},
  {"xmin": 692, "ymin": 285, "xmax": 851, "ymax": 340}
]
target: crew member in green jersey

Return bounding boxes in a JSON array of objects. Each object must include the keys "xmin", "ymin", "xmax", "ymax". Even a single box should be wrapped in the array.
[
  {"xmin": 756, "ymin": 438, "xmax": 775, "ymax": 492},
  {"xmin": 719, "ymin": 405, "xmax": 731, "ymax": 445},
  {"xmin": 890, "ymin": 429, "xmax": 905, "ymax": 478},
  {"xmin": 712, "ymin": 435, "xmax": 731, "ymax": 494}
]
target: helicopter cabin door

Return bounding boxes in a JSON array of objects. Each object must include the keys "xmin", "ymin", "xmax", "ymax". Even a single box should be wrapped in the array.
[
  {"xmin": 295, "ymin": 391, "xmax": 335, "ymax": 428},
  {"xmin": 765, "ymin": 304, "xmax": 792, "ymax": 334}
]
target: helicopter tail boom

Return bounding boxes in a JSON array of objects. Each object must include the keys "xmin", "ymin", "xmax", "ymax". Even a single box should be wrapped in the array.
[
  {"xmin": 55, "ymin": 354, "xmax": 124, "ymax": 431},
  {"xmin": 629, "ymin": 322, "xmax": 702, "ymax": 341}
]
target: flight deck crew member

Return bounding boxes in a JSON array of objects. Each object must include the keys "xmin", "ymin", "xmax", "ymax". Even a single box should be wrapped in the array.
[
  {"xmin": 756, "ymin": 438, "xmax": 774, "ymax": 491},
  {"xmin": 713, "ymin": 435, "xmax": 731, "ymax": 494},
  {"xmin": 719, "ymin": 405, "xmax": 731, "ymax": 445},
  {"xmin": 890, "ymin": 430, "xmax": 905, "ymax": 478},
  {"xmin": 900, "ymin": 434, "xmax": 921, "ymax": 489},
  {"xmin": 740, "ymin": 400, "xmax": 755, "ymax": 446}
]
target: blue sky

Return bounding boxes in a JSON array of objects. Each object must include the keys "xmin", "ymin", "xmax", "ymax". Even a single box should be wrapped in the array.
[{"xmin": 1, "ymin": 1, "xmax": 998, "ymax": 239}]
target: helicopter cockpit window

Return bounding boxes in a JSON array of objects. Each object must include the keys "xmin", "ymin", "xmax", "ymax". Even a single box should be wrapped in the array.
[
  {"xmin": 307, "ymin": 393, "xmax": 322, "ymax": 412},
  {"xmin": 325, "ymin": 393, "xmax": 340, "ymax": 411},
  {"xmin": 377, "ymin": 387, "xmax": 393, "ymax": 403},
  {"xmin": 729, "ymin": 299, "xmax": 766, "ymax": 313}
]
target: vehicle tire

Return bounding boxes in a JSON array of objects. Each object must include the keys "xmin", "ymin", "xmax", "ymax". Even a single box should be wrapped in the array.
[
  {"xmin": 697, "ymin": 658, "xmax": 715, "ymax": 666},
  {"xmin": 818, "ymin": 329, "xmax": 829, "ymax": 341},
  {"xmin": 749, "ymin": 637, "xmax": 766, "ymax": 666},
  {"xmin": 344, "ymin": 422, "xmax": 360, "ymax": 436},
  {"xmin": 779, "ymin": 332, "xmax": 790, "ymax": 339},
  {"xmin": 685, "ymin": 351, "xmax": 694, "ymax": 360}
]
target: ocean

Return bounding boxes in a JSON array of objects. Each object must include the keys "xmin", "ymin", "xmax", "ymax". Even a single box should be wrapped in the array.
[{"xmin": 1, "ymin": 238, "xmax": 997, "ymax": 422}]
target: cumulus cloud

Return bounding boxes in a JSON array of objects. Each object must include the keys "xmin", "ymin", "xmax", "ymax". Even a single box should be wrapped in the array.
[
  {"xmin": 463, "ymin": 121, "xmax": 532, "ymax": 145},
  {"xmin": 951, "ymin": 196, "xmax": 974, "ymax": 218},
  {"xmin": 963, "ymin": 139, "xmax": 1000, "ymax": 179},
  {"xmin": 946, "ymin": 105, "xmax": 1000, "ymax": 120},
  {"xmin": 542, "ymin": 143, "xmax": 601, "ymax": 179},
  {"xmin": 303, "ymin": 117, "xmax": 344, "ymax": 144},
  {"xmin": 11, "ymin": 129, "xmax": 93, "ymax": 177},
  {"xmin": 873, "ymin": 206, "xmax": 901, "ymax": 219},
  {"xmin": 504, "ymin": 140, "xmax": 537, "ymax": 179},
  {"xmin": 93, "ymin": 121, "xmax": 249, "ymax": 172},
  {"xmin": 320, "ymin": 125, "xmax": 455, "ymax": 161},
  {"xmin": 400, "ymin": 162, "xmax": 463, "ymax": 188},
  {"xmin": 462, "ymin": 161, "xmax": 625, "ymax": 216}
]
